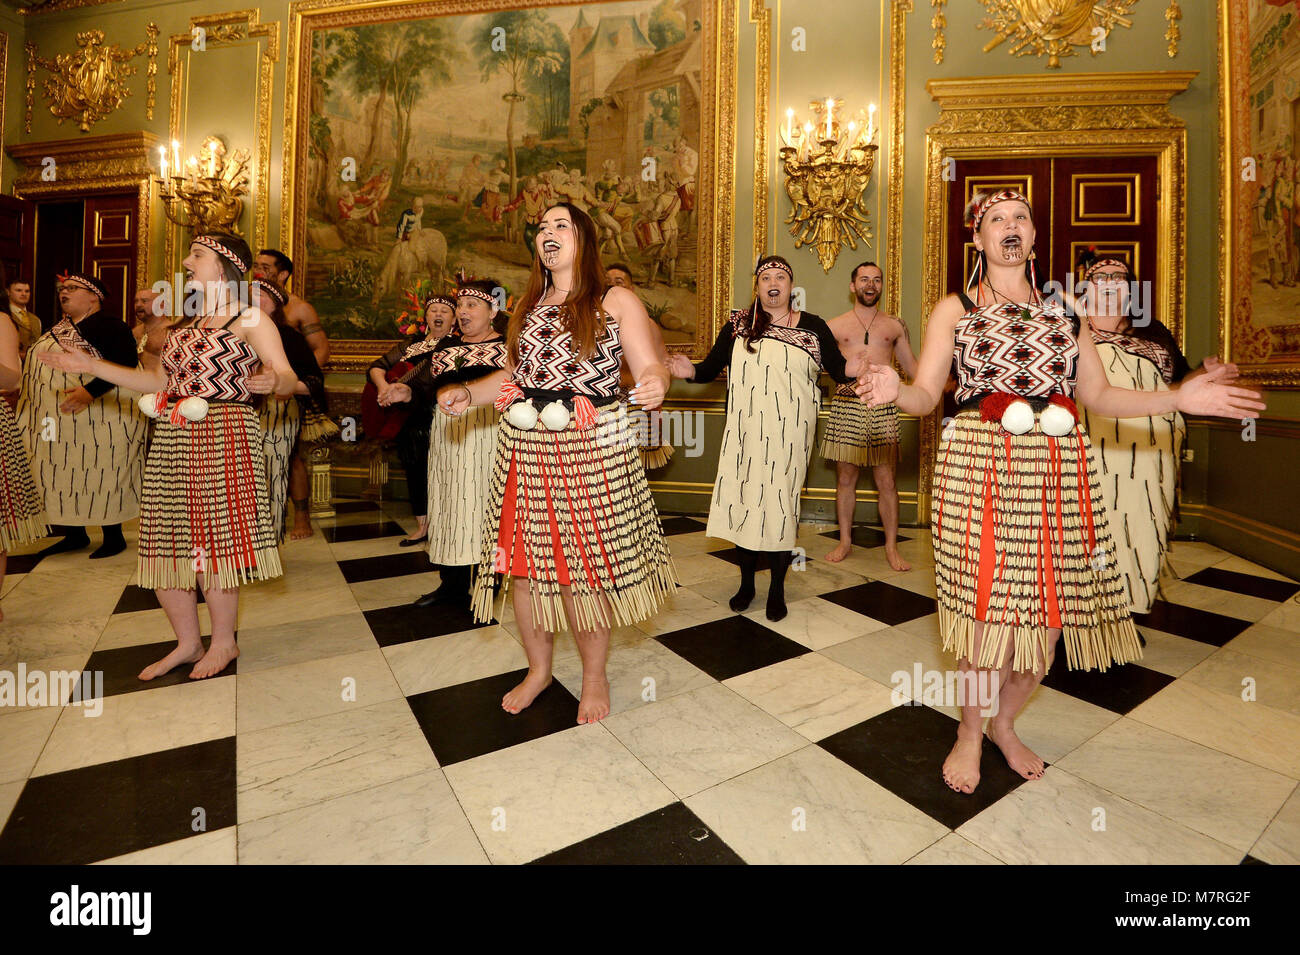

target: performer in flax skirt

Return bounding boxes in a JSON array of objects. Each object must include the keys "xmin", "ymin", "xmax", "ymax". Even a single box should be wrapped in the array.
[
  {"xmin": 438, "ymin": 203, "xmax": 676, "ymax": 724},
  {"xmin": 19, "ymin": 272, "xmax": 148, "ymax": 559},
  {"xmin": 380, "ymin": 279, "xmax": 508, "ymax": 608},
  {"xmin": 40, "ymin": 233, "xmax": 297, "ymax": 680},
  {"xmin": 1074, "ymin": 250, "xmax": 1231, "ymax": 615},
  {"xmin": 668, "ymin": 255, "xmax": 861, "ymax": 622},
  {"xmin": 0, "ymin": 306, "xmax": 49, "ymax": 622},
  {"xmin": 858, "ymin": 190, "xmax": 1265, "ymax": 794},
  {"xmin": 252, "ymin": 277, "xmax": 327, "ymax": 544}
]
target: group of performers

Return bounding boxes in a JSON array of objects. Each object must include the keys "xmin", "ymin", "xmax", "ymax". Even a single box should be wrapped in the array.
[{"xmin": 0, "ymin": 188, "xmax": 1266, "ymax": 794}]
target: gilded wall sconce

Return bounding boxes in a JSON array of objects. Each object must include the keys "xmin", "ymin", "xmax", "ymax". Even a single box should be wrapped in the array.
[
  {"xmin": 155, "ymin": 135, "xmax": 252, "ymax": 236},
  {"xmin": 25, "ymin": 25, "xmax": 159, "ymax": 133},
  {"xmin": 778, "ymin": 98, "xmax": 879, "ymax": 273}
]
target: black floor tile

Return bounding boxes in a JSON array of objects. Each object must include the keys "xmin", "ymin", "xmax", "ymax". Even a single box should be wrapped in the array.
[
  {"xmin": 708, "ymin": 547, "xmax": 807, "ymax": 571},
  {"xmin": 338, "ymin": 551, "xmax": 434, "ymax": 583},
  {"xmin": 363, "ymin": 601, "xmax": 494, "ymax": 648},
  {"xmin": 0, "ymin": 737, "xmax": 237, "ymax": 865},
  {"xmin": 112, "ymin": 585, "xmax": 204, "ymax": 614},
  {"xmin": 655, "ymin": 615, "xmax": 807, "ymax": 681},
  {"xmin": 660, "ymin": 516, "xmax": 708, "ymax": 536},
  {"xmin": 819, "ymin": 526, "xmax": 912, "ymax": 548},
  {"xmin": 1241, "ymin": 854, "xmax": 1269, "ymax": 865},
  {"xmin": 320, "ymin": 520, "xmax": 408, "ymax": 543},
  {"xmin": 531, "ymin": 802, "xmax": 745, "ymax": 864},
  {"xmin": 82, "ymin": 637, "xmax": 237, "ymax": 699},
  {"xmin": 406, "ymin": 669, "xmax": 578, "ymax": 766},
  {"xmin": 4, "ymin": 552, "xmax": 47, "ymax": 575},
  {"xmin": 1131, "ymin": 600, "xmax": 1252, "ymax": 647},
  {"xmin": 331, "ymin": 500, "xmax": 383, "ymax": 514},
  {"xmin": 818, "ymin": 580, "xmax": 936, "ymax": 626},
  {"xmin": 1183, "ymin": 567, "xmax": 1299, "ymax": 603},
  {"xmin": 1039, "ymin": 652, "xmax": 1174, "ymax": 714},
  {"xmin": 818, "ymin": 705, "xmax": 1028, "ymax": 830}
]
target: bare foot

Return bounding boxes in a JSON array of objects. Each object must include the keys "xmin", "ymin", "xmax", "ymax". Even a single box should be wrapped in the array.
[
  {"xmin": 190, "ymin": 642, "xmax": 239, "ymax": 679},
  {"xmin": 577, "ymin": 677, "xmax": 611, "ymax": 724},
  {"xmin": 987, "ymin": 721, "xmax": 1045, "ymax": 781},
  {"xmin": 502, "ymin": 670, "xmax": 552, "ymax": 714},
  {"xmin": 139, "ymin": 644, "xmax": 204, "ymax": 681},
  {"xmin": 885, "ymin": 546, "xmax": 912, "ymax": 572},
  {"xmin": 942, "ymin": 731, "xmax": 982, "ymax": 794},
  {"xmin": 290, "ymin": 519, "xmax": 314, "ymax": 541},
  {"xmin": 825, "ymin": 540, "xmax": 852, "ymax": 563}
]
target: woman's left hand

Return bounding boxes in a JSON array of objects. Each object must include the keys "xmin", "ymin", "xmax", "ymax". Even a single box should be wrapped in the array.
[
  {"xmin": 628, "ymin": 373, "xmax": 668, "ymax": 410},
  {"xmin": 379, "ymin": 383, "xmax": 412, "ymax": 406},
  {"xmin": 38, "ymin": 348, "xmax": 95, "ymax": 375},
  {"xmin": 1175, "ymin": 364, "xmax": 1264, "ymax": 419},
  {"xmin": 1201, "ymin": 355, "xmax": 1240, "ymax": 384},
  {"xmin": 58, "ymin": 386, "xmax": 93, "ymax": 414}
]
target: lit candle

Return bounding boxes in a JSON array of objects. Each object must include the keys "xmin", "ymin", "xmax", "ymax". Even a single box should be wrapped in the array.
[
  {"xmin": 825, "ymin": 98, "xmax": 834, "ymax": 139},
  {"xmin": 841, "ymin": 121, "xmax": 856, "ymax": 160},
  {"xmin": 785, "ymin": 108, "xmax": 794, "ymax": 142},
  {"xmin": 158, "ymin": 145, "xmax": 167, "ymax": 178},
  {"xmin": 172, "ymin": 140, "xmax": 180, "ymax": 175},
  {"xmin": 802, "ymin": 122, "xmax": 814, "ymax": 160}
]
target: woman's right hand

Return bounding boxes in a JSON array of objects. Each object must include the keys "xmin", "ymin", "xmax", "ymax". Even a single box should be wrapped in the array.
[
  {"xmin": 855, "ymin": 362, "xmax": 900, "ymax": 407},
  {"xmin": 378, "ymin": 383, "xmax": 411, "ymax": 406},
  {"xmin": 38, "ymin": 348, "xmax": 95, "ymax": 375},
  {"xmin": 666, "ymin": 353, "xmax": 694, "ymax": 380},
  {"xmin": 436, "ymin": 383, "xmax": 471, "ymax": 416}
]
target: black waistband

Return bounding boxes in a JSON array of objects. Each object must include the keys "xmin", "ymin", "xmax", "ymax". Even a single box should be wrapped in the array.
[
  {"xmin": 956, "ymin": 392, "xmax": 1065, "ymax": 414},
  {"xmin": 518, "ymin": 386, "xmax": 619, "ymax": 408}
]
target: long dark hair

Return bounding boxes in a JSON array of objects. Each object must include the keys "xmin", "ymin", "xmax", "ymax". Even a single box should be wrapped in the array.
[
  {"xmin": 507, "ymin": 202, "xmax": 608, "ymax": 364},
  {"xmin": 744, "ymin": 254, "xmax": 794, "ymax": 353}
]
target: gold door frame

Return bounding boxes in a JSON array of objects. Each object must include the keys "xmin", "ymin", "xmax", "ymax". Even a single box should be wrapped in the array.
[{"xmin": 917, "ymin": 71, "xmax": 1194, "ymax": 524}]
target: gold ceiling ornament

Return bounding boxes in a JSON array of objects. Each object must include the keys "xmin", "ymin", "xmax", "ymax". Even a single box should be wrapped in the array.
[
  {"xmin": 155, "ymin": 134, "xmax": 252, "ymax": 236},
  {"xmin": 977, "ymin": 0, "xmax": 1137, "ymax": 69},
  {"xmin": 1165, "ymin": 1, "xmax": 1181, "ymax": 58},
  {"xmin": 932, "ymin": 0, "xmax": 948, "ymax": 65},
  {"xmin": 24, "ymin": 24, "xmax": 159, "ymax": 133},
  {"xmin": 778, "ymin": 98, "xmax": 880, "ymax": 272}
]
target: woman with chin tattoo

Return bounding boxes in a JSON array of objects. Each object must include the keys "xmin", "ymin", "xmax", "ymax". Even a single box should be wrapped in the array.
[
  {"xmin": 436, "ymin": 202, "xmax": 676, "ymax": 725},
  {"xmin": 667, "ymin": 254, "xmax": 862, "ymax": 623},
  {"xmin": 856, "ymin": 190, "xmax": 1264, "ymax": 796}
]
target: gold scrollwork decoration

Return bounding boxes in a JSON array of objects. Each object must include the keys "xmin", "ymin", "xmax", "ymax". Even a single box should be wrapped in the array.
[
  {"xmin": 977, "ymin": 0, "xmax": 1137, "ymax": 69},
  {"xmin": 1166, "ymin": 1, "xmax": 1181, "ymax": 59},
  {"xmin": 931, "ymin": 0, "xmax": 947, "ymax": 65},
  {"xmin": 25, "ymin": 23, "xmax": 159, "ymax": 133}
]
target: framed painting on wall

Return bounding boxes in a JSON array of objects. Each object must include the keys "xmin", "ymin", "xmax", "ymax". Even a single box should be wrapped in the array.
[{"xmin": 283, "ymin": 0, "xmax": 737, "ymax": 369}]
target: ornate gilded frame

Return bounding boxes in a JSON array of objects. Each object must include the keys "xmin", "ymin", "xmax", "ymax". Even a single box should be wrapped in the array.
[
  {"xmin": 283, "ymin": 0, "xmax": 738, "ymax": 372},
  {"xmin": 918, "ymin": 72, "xmax": 1193, "ymax": 522},
  {"xmin": 164, "ymin": 9, "xmax": 280, "ymax": 275},
  {"xmin": 7, "ymin": 131, "xmax": 159, "ymax": 292}
]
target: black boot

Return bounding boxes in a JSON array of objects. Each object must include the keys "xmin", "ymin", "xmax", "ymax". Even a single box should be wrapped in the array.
[
  {"xmin": 90, "ymin": 523, "xmax": 126, "ymax": 559},
  {"xmin": 38, "ymin": 524, "xmax": 90, "ymax": 557},
  {"xmin": 729, "ymin": 547, "xmax": 757, "ymax": 612},
  {"xmin": 414, "ymin": 564, "xmax": 471, "ymax": 608},
  {"xmin": 766, "ymin": 550, "xmax": 793, "ymax": 622}
]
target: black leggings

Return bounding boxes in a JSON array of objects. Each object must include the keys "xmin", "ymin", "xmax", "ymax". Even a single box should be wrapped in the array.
[{"xmin": 395, "ymin": 416, "xmax": 431, "ymax": 518}]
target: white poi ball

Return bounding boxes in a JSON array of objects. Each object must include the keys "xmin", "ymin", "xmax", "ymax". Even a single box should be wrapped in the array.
[
  {"xmin": 138, "ymin": 392, "xmax": 164, "ymax": 418},
  {"xmin": 1040, "ymin": 402, "xmax": 1075, "ymax": 436},
  {"xmin": 506, "ymin": 400, "xmax": 539, "ymax": 430},
  {"xmin": 539, "ymin": 400, "xmax": 570, "ymax": 432},
  {"xmin": 1000, "ymin": 399, "xmax": 1034, "ymax": 435},
  {"xmin": 177, "ymin": 396, "xmax": 209, "ymax": 422}
]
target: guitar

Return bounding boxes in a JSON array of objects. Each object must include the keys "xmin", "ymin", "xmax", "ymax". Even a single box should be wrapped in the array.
[{"xmin": 361, "ymin": 354, "xmax": 427, "ymax": 442}]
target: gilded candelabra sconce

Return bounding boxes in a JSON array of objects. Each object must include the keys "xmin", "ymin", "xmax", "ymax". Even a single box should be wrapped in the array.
[
  {"xmin": 154, "ymin": 135, "xmax": 252, "ymax": 235},
  {"xmin": 977, "ymin": 0, "xmax": 1137, "ymax": 69},
  {"xmin": 778, "ymin": 98, "xmax": 879, "ymax": 273},
  {"xmin": 25, "ymin": 24, "xmax": 159, "ymax": 133}
]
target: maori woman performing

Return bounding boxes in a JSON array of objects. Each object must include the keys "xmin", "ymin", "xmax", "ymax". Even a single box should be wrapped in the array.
[
  {"xmin": 19, "ymin": 272, "xmax": 148, "ymax": 559},
  {"xmin": 439, "ymin": 203, "xmax": 676, "ymax": 724},
  {"xmin": 859, "ymin": 190, "xmax": 1264, "ymax": 794},
  {"xmin": 39, "ymin": 234, "xmax": 297, "ymax": 680},
  {"xmin": 668, "ymin": 255, "xmax": 860, "ymax": 623},
  {"xmin": 1074, "ymin": 250, "xmax": 1211, "ymax": 614},
  {"xmin": 365, "ymin": 293, "xmax": 457, "ymax": 547},
  {"xmin": 0, "ymin": 306, "xmax": 48, "ymax": 622},
  {"xmin": 381, "ymin": 280, "xmax": 508, "ymax": 608},
  {"xmin": 252, "ymin": 277, "xmax": 328, "ymax": 544}
]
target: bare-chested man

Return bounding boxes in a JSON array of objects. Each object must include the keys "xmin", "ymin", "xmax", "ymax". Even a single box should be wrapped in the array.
[
  {"xmin": 131, "ymin": 287, "xmax": 171, "ymax": 371},
  {"xmin": 254, "ymin": 248, "xmax": 331, "ymax": 540},
  {"xmin": 819, "ymin": 261, "xmax": 917, "ymax": 569}
]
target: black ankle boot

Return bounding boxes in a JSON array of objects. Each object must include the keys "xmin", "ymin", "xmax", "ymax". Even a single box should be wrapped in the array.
[
  {"xmin": 729, "ymin": 548, "xmax": 757, "ymax": 612},
  {"xmin": 414, "ymin": 565, "xmax": 471, "ymax": 608},
  {"xmin": 766, "ymin": 550, "xmax": 792, "ymax": 622},
  {"xmin": 90, "ymin": 524, "xmax": 126, "ymax": 559},
  {"xmin": 39, "ymin": 525, "xmax": 90, "ymax": 556}
]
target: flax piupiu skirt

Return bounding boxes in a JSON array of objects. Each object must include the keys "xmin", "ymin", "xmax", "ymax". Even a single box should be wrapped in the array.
[
  {"xmin": 471, "ymin": 402, "xmax": 677, "ymax": 632},
  {"xmin": 932, "ymin": 410, "xmax": 1141, "ymax": 673},
  {"xmin": 137, "ymin": 401, "xmax": 283, "ymax": 590}
]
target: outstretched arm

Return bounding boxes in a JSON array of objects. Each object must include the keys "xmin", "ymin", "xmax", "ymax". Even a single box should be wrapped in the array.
[
  {"xmin": 38, "ymin": 344, "xmax": 167, "ymax": 393},
  {"xmin": 856, "ymin": 295, "xmax": 962, "ymax": 415}
]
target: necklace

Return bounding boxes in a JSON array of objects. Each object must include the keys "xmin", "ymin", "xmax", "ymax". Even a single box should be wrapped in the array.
[{"xmin": 853, "ymin": 304, "xmax": 878, "ymax": 343}]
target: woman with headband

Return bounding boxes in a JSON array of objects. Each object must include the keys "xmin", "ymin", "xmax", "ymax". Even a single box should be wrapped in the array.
[
  {"xmin": 1074, "ymin": 250, "xmax": 1230, "ymax": 615},
  {"xmin": 859, "ymin": 190, "xmax": 1265, "ymax": 795},
  {"xmin": 252, "ymin": 276, "xmax": 327, "ymax": 543},
  {"xmin": 438, "ymin": 203, "xmax": 675, "ymax": 724},
  {"xmin": 366, "ymin": 292, "xmax": 457, "ymax": 547},
  {"xmin": 39, "ymin": 233, "xmax": 297, "ymax": 680},
  {"xmin": 18, "ymin": 271, "xmax": 148, "ymax": 559},
  {"xmin": 383, "ymin": 279, "xmax": 508, "ymax": 608},
  {"xmin": 668, "ymin": 254, "xmax": 860, "ymax": 622},
  {"xmin": 0, "ymin": 299, "xmax": 47, "ymax": 622}
]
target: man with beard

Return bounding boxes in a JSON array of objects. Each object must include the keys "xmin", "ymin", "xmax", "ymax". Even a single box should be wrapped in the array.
[
  {"xmin": 820, "ymin": 262, "xmax": 917, "ymax": 568},
  {"xmin": 131, "ymin": 287, "xmax": 171, "ymax": 368}
]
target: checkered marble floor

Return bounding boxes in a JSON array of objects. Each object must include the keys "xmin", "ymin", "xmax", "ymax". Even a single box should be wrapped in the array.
[{"xmin": 1, "ymin": 500, "xmax": 1298, "ymax": 865}]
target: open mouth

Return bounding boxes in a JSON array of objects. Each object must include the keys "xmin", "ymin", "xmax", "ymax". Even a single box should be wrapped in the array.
[
  {"xmin": 999, "ymin": 235, "xmax": 1024, "ymax": 260},
  {"xmin": 541, "ymin": 239, "xmax": 561, "ymax": 264},
  {"xmin": 766, "ymin": 288, "xmax": 780, "ymax": 299}
]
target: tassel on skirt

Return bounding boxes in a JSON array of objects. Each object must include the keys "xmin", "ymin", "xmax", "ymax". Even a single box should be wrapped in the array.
[
  {"xmin": 137, "ymin": 402, "xmax": 283, "ymax": 590},
  {"xmin": 932, "ymin": 411, "xmax": 1141, "ymax": 673},
  {"xmin": 471, "ymin": 402, "xmax": 677, "ymax": 633},
  {"xmin": 0, "ymin": 399, "xmax": 48, "ymax": 550},
  {"xmin": 819, "ymin": 392, "xmax": 899, "ymax": 467},
  {"xmin": 299, "ymin": 405, "xmax": 340, "ymax": 443}
]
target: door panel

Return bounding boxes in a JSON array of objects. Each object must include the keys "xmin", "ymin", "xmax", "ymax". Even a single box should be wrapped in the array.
[{"xmin": 82, "ymin": 193, "xmax": 138, "ymax": 323}]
